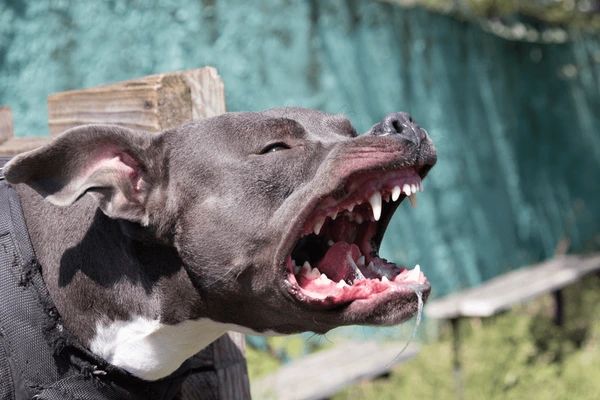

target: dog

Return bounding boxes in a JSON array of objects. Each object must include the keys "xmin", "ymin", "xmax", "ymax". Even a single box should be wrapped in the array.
[{"xmin": 0, "ymin": 107, "xmax": 436, "ymax": 398}]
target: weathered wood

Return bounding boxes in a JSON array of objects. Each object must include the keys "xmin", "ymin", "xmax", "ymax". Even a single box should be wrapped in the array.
[
  {"xmin": 0, "ymin": 107, "xmax": 14, "ymax": 144},
  {"xmin": 426, "ymin": 253, "xmax": 600, "ymax": 319},
  {"xmin": 251, "ymin": 341, "xmax": 420, "ymax": 400},
  {"xmin": 0, "ymin": 105, "xmax": 51, "ymax": 156},
  {"xmin": 0, "ymin": 137, "xmax": 50, "ymax": 156},
  {"xmin": 48, "ymin": 67, "xmax": 225, "ymax": 135}
]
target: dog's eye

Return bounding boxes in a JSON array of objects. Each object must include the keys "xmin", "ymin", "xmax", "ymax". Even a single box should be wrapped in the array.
[{"xmin": 259, "ymin": 142, "xmax": 291, "ymax": 154}]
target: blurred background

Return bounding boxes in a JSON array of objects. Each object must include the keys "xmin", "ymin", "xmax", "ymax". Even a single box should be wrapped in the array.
[{"xmin": 1, "ymin": 0, "xmax": 599, "ymax": 399}]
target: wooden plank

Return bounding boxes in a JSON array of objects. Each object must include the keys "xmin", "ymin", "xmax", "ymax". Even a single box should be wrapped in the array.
[
  {"xmin": 426, "ymin": 253, "xmax": 600, "ymax": 319},
  {"xmin": 0, "ymin": 106, "xmax": 14, "ymax": 144},
  {"xmin": 48, "ymin": 67, "xmax": 225, "ymax": 135},
  {"xmin": 0, "ymin": 137, "xmax": 50, "ymax": 156},
  {"xmin": 251, "ymin": 341, "xmax": 420, "ymax": 400}
]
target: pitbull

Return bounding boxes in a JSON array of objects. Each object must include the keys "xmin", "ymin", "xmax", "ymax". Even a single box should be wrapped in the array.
[{"xmin": 1, "ymin": 108, "xmax": 436, "ymax": 397}]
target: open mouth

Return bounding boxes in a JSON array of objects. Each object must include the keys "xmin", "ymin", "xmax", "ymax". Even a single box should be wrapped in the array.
[{"xmin": 284, "ymin": 168, "xmax": 428, "ymax": 309}]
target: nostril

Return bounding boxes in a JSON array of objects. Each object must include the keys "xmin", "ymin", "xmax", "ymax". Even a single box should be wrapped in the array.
[
  {"xmin": 391, "ymin": 119, "xmax": 403, "ymax": 134},
  {"xmin": 367, "ymin": 112, "xmax": 422, "ymax": 146}
]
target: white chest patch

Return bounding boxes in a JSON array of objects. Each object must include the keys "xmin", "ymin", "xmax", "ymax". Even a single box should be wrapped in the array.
[{"xmin": 89, "ymin": 316, "xmax": 280, "ymax": 381}]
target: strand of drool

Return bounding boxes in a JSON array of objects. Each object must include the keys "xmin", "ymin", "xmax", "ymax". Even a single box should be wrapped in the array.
[{"xmin": 391, "ymin": 285, "xmax": 424, "ymax": 363}]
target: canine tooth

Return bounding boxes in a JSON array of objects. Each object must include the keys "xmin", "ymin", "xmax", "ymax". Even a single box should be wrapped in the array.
[
  {"xmin": 403, "ymin": 184, "xmax": 411, "ymax": 196},
  {"xmin": 408, "ymin": 193, "xmax": 417, "ymax": 208},
  {"xmin": 357, "ymin": 256, "xmax": 365, "ymax": 266},
  {"xmin": 330, "ymin": 210, "xmax": 338, "ymax": 220},
  {"xmin": 405, "ymin": 264, "xmax": 421, "ymax": 282},
  {"xmin": 301, "ymin": 262, "xmax": 312, "ymax": 275},
  {"xmin": 313, "ymin": 217, "xmax": 325, "ymax": 235},
  {"xmin": 391, "ymin": 186, "xmax": 402, "ymax": 201},
  {"xmin": 368, "ymin": 192, "xmax": 382, "ymax": 222}
]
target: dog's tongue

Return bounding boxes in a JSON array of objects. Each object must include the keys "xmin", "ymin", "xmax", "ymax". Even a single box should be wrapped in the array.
[{"xmin": 316, "ymin": 241, "xmax": 360, "ymax": 282}]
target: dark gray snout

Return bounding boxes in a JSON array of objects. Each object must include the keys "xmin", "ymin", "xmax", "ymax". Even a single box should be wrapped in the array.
[{"xmin": 367, "ymin": 112, "xmax": 424, "ymax": 146}]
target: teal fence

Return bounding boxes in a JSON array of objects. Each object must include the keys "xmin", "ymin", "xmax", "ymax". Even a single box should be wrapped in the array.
[{"xmin": 1, "ymin": 0, "xmax": 599, "ymax": 300}]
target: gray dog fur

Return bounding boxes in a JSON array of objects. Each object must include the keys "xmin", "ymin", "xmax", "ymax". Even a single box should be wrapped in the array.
[{"xmin": 4, "ymin": 107, "xmax": 436, "ymax": 381}]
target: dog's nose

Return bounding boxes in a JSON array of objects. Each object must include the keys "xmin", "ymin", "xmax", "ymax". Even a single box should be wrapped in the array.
[{"xmin": 368, "ymin": 112, "xmax": 423, "ymax": 146}]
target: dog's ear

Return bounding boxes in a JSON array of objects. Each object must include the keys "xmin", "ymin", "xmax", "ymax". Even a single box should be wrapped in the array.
[{"xmin": 4, "ymin": 125, "xmax": 165, "ymax": 224}]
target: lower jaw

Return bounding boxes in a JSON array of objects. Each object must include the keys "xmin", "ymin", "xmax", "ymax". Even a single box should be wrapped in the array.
[
  {"xmin": 284, "ymin": 256, "xmax": 429, "ymax": 311},
  {"xmin": 283, "ymin": 277, "xmax": 431, "ymax": 330}
]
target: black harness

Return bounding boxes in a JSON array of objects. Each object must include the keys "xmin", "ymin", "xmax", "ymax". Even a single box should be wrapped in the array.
[{"xmin": 0, "ymin": 159, "xmax": 212, "ymax": 400}]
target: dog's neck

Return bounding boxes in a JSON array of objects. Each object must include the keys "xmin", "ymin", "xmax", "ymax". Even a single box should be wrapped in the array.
[
  {"xmin": 90, "ymin": 317, "xmax": 235, "ymax": 380},
  {"xmin": 15, "ymin": 185, "xmax": 241, "ymax": 380}
]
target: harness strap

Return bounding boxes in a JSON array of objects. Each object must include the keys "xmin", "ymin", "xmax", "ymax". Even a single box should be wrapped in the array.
[{"xmin": 0, "ymin": 167, "xmax": 128, "ymax": 399}]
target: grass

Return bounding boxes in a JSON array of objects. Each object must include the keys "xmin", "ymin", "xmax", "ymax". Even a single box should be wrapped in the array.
[{"xmin": 248, "ymin": 274, "xmax": 600, "ymax": 400}]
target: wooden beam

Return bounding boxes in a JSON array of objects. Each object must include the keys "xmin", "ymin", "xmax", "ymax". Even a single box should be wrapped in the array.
[
  {"xmin": 0, "ymin": 137, "xmax": 51, "ymax": 156},
  {"xmin": 426, "ymin": 253, "xmax": 600, "ymax": 320},
  {"xmin": 252, "ymin": 341, "xmax": 419, "ymax": 400},
  {"xmin": 48, "ymin": 67, "xmax": 225, "ymax": 135},
  {"xmin": 0, "ymin": 106, "xmax": 14, "ymax": 144}
]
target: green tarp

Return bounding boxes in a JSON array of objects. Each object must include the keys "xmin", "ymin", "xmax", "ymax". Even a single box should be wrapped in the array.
[{"xmin": 1, "ymin": 0, "xmax": 598, "ymax": 299}]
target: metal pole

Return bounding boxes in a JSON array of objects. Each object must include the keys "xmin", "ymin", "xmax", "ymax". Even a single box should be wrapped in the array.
[{"xmin": 451, "ymin": 317, "xmax": 464, "ymax": 400}]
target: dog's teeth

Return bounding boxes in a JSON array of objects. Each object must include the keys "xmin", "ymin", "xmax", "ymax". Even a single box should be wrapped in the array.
[
  {"xmin": 318, "ymin": 273, "xmax": 330, "ymax": 283},
  {"xmin": 329, "ymin": 210, "xmax": 338, "ymax": 220},
  {"xmin": 346, "ymin": 203, "xmax": 355, "ymax": 212},
  {"xmin": 405, "ymin": 264, "xmax": 421, "ymax": 282},
  {"xmin": 391, "ymin": 186, "xmax": 402, "ymax": 202},
  {"xmin": 355, "ymin": 214, "xmax": 363, "ymax": 224},
  {"xmin": 418, "ymin": 182, "xmax": 423, "ymax": 192},
  {"xmin": 411, "ymin": 184, "xmax": 417, "ymax": 193},
  {"xmin": 336, "ymin": 280, "xmax": 349, "ymax": 288},
  {"xmin": 368, "ymin": 192, "xmax": 382, "ymax": 222},
  {"xmin": 313, "ymin": 217, "xmax": 325, "ymax": 235},
  {"xmin": 403, "ymin": 184, "xmax": 411, "ymax": 196},
  {"xmin": 357, "ymin": 256, "xmax": 365, "ymax": 266},
  {"xmin": 308, "ymin": 267, "xmax": 321, "ymax": 280},
  {"xmin": 409, "ymin": 193, "xmax": 417, "ymax": 208},
  {"xmin": 301, "ymin": 262, "xmax": 312, "ymax": 277},
  {"xmin": 327, "ymin": 240, "xmax": 334, "ymax": 247},
  {"xmin": 293, "ymin": 261, "xmax": 301, "ymax": 274},
  {"xmin": 381, "ymin": 276, "xmax": 390, "ymax": 283}
]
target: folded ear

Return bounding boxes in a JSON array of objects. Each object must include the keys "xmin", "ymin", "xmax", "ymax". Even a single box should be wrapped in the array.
[{"xmin": 4, "ymin": 125, "xmax": 164, "ymax": 225}]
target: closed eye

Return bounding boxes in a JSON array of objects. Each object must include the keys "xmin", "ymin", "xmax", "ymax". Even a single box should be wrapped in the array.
[{"xmin": 259, "ymin": 142, "xmax": 291, "ymax": 155}]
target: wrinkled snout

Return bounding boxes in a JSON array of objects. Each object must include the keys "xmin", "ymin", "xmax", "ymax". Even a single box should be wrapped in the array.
[{"xmin": 366, "ymin": 112, "xmax": 428, "ymax": 146}]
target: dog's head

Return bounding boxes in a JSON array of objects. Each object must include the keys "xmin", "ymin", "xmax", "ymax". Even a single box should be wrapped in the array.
[{"xmin": 4, "ymin": 108, "xmax": 436, "ymax": 334}]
